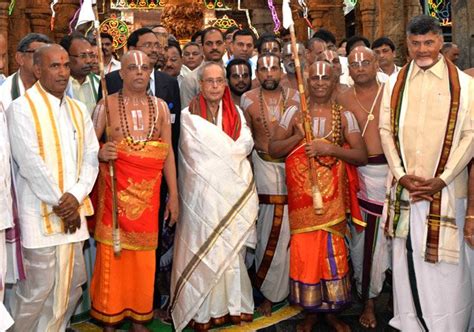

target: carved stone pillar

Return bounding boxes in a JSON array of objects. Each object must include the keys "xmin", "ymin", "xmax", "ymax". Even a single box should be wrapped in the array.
[
  {"xmin": 51, "ymin": 0, "xmax": 81, "ymax": 42},
  {"xmin": 358, "ymin": 0, "xmax": 376, "ymax": 41},
  {"xmin": 250, "ymin": 8, "xmax": 274, "ymax": 35},
  {"xmin": 451, "ymin": 0, "xmax": 474, "ymax": 69},
  {"xmin": 307, "ymin": 0, "xmax": 345, "ymax": 43}
]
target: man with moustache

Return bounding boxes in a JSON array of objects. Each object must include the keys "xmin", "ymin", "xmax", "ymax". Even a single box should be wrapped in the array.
[
  {"xmin": 372, "ymin": 37, "xmax": 400, "ymax": 80},
  {"xmin": 226, "ymin": 58, "xmax": 252, "ymax": 106},
  {"xmin": 90, "ymin": 50, "xmax": 178, "ymax": 331},
  {"xmin": 440, "ymin": 42, "xmax": 460, "ymax": 65},
  {"xmin": 380, "ymin": 15, "xmax": 473, "ymax": 331},
  {"xmin": 101, "ymin": 33, "xmax": 120, "ymax": 74},
  {"xmin": 180, "ymin": 27, "xmax": 226, "ymax": 108},
  {"xmin": 270, "ymin": 61, "xmax": 367, "ymax": 332},
  {"xmin": 182, "ymin": 42, "xmax": 203, "ymax": 72},
  {"xmin": 280, "ymin": 41, "xmax": 307, "ymax": 91},
  {"xmin": 163, "ymin": 40, "xmax": 184, "ymax": 86},
  {"xmin": 60, "ymin": 33, "xmax": 99, "ymax": 115},
  {"xmin": 7, "ymin": 44, "xmax": 99, "ymax": 331},
  {"xmin": 171, "ymin": 62, "xmax": 257, "ymax": 331},
  {"xmin": 240, "ymin": 53, "xmax": 299, "ymax": 316},
  {"xmin": 337, "ymin": 46, "xmax": 390, "ymax": 329},
  {"xmin": 0, "ymin": 33, "xmax": 52, "ymax": 111},
  {"xmin": 257, "ymin": 36, "xmax": 281, "ymax": 57},
  {"xmin": 230, "ymin": 29, "xmax": 256, "ymax": 78}
]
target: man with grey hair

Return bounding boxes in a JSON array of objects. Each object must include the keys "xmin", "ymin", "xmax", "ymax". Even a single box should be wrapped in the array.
[
  {"xmin": 380, "ymin": 15, "xmax": 473, "ymax": 331},
  {"xmin": 7, "ymin": 44, "xmax": 99, "ymax": 331},
  {"xmin": 171, "ymin": 62, "xmax": 257, "ymax": 331},
  {"xmin": 440, "ymin": 42, "xmax": 460, "ymax": 64},
  {"xmin": 280, "ymin": 41, "xmax": 306, "ymax": 91},
  {"xmin": 0, "ymin": 33, "xmax": 52, "ymax": 110}
]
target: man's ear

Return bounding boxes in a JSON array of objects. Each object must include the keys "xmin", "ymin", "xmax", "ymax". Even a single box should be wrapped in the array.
[
  {"xmin": 32, "ymin": 63, "xmax": 41, "ymax": 80},
  {"xmin": 15, "ymin": 52, "xmax": 24, "ymax": 67}
]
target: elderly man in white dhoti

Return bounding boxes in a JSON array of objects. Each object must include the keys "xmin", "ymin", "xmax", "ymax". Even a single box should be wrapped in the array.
[
  {"xmin": 380, "ymin": 15, "xmax": 474, "ymax": 332},
  {"xmin": 170, "ymin": 62, "xmax": 258, "ymax": 331}
]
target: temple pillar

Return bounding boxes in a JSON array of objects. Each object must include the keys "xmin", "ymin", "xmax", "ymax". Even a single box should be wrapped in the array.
[
  {"xmin": 51, "ymin": 0, "xmax": 81, "ymax": 42},
  {"xmin": 451, "ymin": 0, "xmax": 474, "ymax": 69},
  {"xmin": 307, "ymin": 0, "xmax": 345, "ymax": 43},
  {"xmin": 358, "ymin": 0, "xmax": 376, "ymax": 41}
]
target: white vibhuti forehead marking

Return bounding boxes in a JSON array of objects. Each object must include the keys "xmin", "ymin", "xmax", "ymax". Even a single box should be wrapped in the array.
[
  {"xmin": 235, "ymin": 64, "xmax": 247, "ymax": 77},
  {"xmin": 266, "ymin": 42, "xmax": 277, "ymax": 50},
  {"xmin": 263, "ymin": 56, "xmax": 276, "ymax": 69},
  {"xmin": 323, "ymin": 51, "xmax": 335, "ymax": 62},
  {"xmin": 316, "ymin": 62, "xmax": 328, "ymax": 78},
  {"xmin": 354, "ymin": 52, "xmax": 365, "ymax": 63}
]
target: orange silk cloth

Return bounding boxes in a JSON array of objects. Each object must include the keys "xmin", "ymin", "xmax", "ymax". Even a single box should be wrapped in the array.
[
  {"xmin": 93, "ymin": 140, "xmax": 169, "ymax": 250},
  {"xmin": 90, "ymin": 242, "xmax": 155, "ymax": 325},
  {"xmin": 286, "ymin": 144, "xmax": 349, "ymax": 236},
  {"xmin": 290, "ymin": 230, "xmax": 351, "ymax": 311}
]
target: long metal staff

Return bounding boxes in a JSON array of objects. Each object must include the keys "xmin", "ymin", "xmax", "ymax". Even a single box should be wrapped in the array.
[
  {"xmin": 92, "ymin": 4, "xmax": 121, "ymax": 255},
  {"xmin": 287, "ymin": 7, "xmax": 323, "ymax": 214}
]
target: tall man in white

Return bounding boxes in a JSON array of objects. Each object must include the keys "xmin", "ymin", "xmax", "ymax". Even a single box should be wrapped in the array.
[
  {"xmin": 171, "ymin": 62, "xmax": 258, "ymax": 331},
  {"xmin": 380, "ymin": 15, "xmax": 473, "ymax": 331},
  {"xmin": 7, "ymin": 44, "xmax": 99, "ymax": 331}
]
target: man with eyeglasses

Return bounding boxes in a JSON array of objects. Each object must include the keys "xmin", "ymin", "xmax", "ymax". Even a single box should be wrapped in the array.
[
  {"xmin": 240, "ymin": 53, "xmax": 299, "ymax": 317},
  {"xmin": 180, "ymin": 27, "xmax": 226, "ymax": 108},
  {"xmin": 337, "ymin": 46, "xmax": 390, "ymax": 329},
  {"xmin": 0, "ymin": 33, "xmax": 52, "ymax": 111},
  {"xmin": 171, "ymin": 62, "xmax": 257, "ymax": 331},
  {"xmin": 226, "ymin": 58, "xmax": 252, "ymax": 106},
  {"xmin": 60, "ymin": 33, "xmax": 99, "ymax": 115}
]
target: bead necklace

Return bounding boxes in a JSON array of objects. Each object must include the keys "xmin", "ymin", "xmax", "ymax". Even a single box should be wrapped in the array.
[
  {"xmin": 309, "ymin": 102, "xmax": 342, "ymax": 169},
  {"xmin": 258, "ymin": 86, "xmax": 287, "ymax": 138},
  {"xmin": 118, "ymin": 90, "xmax": 157, "ymax": 151}
]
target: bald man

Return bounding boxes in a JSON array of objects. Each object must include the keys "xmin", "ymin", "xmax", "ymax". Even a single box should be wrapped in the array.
[
  {"xmin": 7, "ymin": 44, "xmax": 99, "ymax": 331},
  {"xmin": 317, "ymin": 49, "xmax": 350, "ymax": 98},
  {"xmin": 441, "ymin": 42, "xmax": 460, "ymax": 64},
  {"xmin": 270, "ymin": 61, "xmax": 367, "ymax": 332},
  {"xmin": 90, "ymin": 50, "xmax": 178, "ymax": 331},
  {"xmin": 337, "ymin": 46, "xmax": 390, "ymax": 329}
]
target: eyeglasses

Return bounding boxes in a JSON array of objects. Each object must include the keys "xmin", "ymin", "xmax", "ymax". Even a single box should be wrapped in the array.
[
  {"xmin": 349, "ymin": 60, "xmax": 372, "ymax": 69},
  {"xmin": 138, "ymin": 42, "xmax": 163, "ymax": 50},
  {"xmin": 21, "ymin": 49, "xmax": 36, "ymax": 54},
  {"xmin": 70, "ymin": 53, "xmax": 96, "ymax": 59},
  {"xmin": 202, "ymin": 78, "xmax": 226, "ymax": 86}
]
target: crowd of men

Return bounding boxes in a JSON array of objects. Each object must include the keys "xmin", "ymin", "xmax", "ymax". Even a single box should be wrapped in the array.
[{"xmin": 0, "ymin": 13, "xmax": 473, "ymax": 332}]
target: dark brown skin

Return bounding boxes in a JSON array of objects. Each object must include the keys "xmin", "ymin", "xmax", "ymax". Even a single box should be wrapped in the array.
[{"xmin": 464, "ymin": 162, "xmax": 474, "ymax": 248}]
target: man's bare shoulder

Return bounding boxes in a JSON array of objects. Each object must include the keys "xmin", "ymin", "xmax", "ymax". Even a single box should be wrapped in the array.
[
  {"xmin": 242, "ymin": 87, "xmax": 260, "ymax": 100},
  {"xmin": 335, "ymin": 86, "xmax": 353, "ymax": 107}
]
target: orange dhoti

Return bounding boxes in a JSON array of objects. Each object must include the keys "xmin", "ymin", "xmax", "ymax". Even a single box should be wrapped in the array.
[
  {"xmin": 286, "ymin": 144, "xmax": 351, "ymax": 312},
  {"xmin": 90, "ymin": 141, "xmax": 169, "ymax": 325}
]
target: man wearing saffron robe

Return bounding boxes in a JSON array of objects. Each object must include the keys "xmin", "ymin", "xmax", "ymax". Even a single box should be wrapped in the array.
[
  {"xmin": 7, "ymin": 44, "xmax": 99, "ymax": 331},
  {"xmin": 171, "ymin": 62, "xmax": 258, "ymax": 331},
  {"xmin": 380, "ymin": 15, "xmax": 473, "ymax": 332},
  {"xmin": 269, "ymin": 61, "xmax": 367, "ymax": 332},
  {"xmin": 90, "ymin": 50, "xmax": 179, "ymax": 331}
]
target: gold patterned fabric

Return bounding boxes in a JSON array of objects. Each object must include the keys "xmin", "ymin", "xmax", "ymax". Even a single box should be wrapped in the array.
[{"xmin": 93, "ymin": 140, "xmax": 169, "ymax": 250}]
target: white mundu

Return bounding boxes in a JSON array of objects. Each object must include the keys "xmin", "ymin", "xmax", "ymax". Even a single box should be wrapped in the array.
[
  {"xmin": 7, "ymin": 81, "xmax": 99, "ymax": 332},
  {"xmin": 380, "ymin": 58, "xmax": 474, "ymax": 332},
  {"xmin": 171, "ymin": 106, "xmax": 258, "ymax": 331},
  {"xmin": 252, "ymin": 150, "xmax": 290, "ymax": 303}
]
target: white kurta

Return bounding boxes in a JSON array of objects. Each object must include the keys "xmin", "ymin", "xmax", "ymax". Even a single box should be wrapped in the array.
[
  {"xmin": 7, "ymin": 83, "xmax": 99, "ymax": 249},
  {"xmin": 0, "ymin": 71, "xmax": 26, "ymax": 112},
  {"xmin": 171, "ymin": 106, "xmax": 258, "ymax": 331}
]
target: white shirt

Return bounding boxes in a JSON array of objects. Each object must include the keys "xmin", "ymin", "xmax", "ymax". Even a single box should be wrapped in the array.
[
  {"xmin": 7, "ymin": 86, "xmax": 99, "ymax": 248},
  {"xmin": 0, "ymin": 103, "xmax": 12, "ymax": 231},
  {"xmin": 149, "ymin": 69, "xmax": 156, "ymax": 96},
  {"xmin": 104, "ymin": 57, "xmax": 121, "ymax": 74},
  {"xmin": 0, "ymin": 71, "xmax": 26, "ymax": 112}
]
